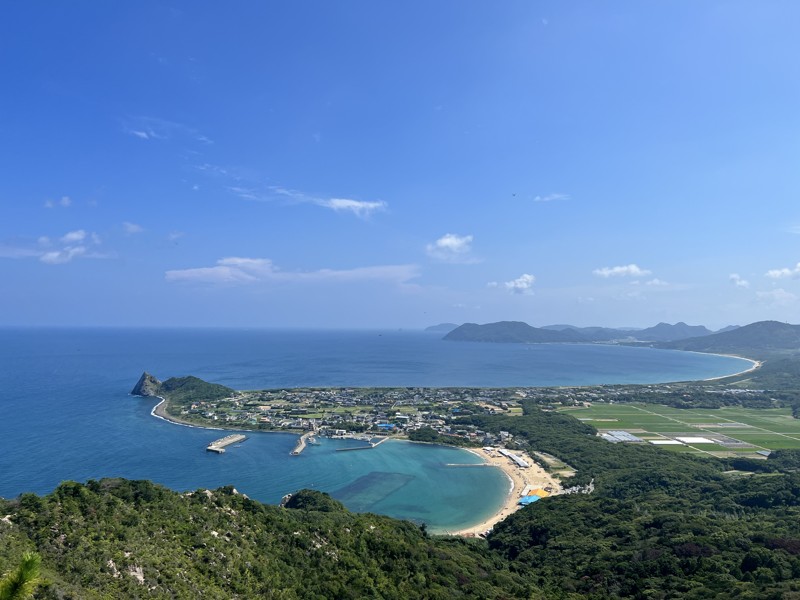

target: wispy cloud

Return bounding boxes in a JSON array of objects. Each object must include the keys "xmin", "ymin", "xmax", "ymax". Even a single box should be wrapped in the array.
[
  {"xmin": 645, "ymin": 278, "xmax": 668, "ymax": 286},
  {"xmin": 765, "ymin": 262, "xmax": 800, "ymax": 279},
  {"xmin": 756, "ymin": 288, "xmax": 797, "ymax": 306},
  {"xmin": 533, "ymin": 193, "xmax": 569, "ymax": 202},
  {"xmin": 44, "ymin": 196, "xmax": 72, "ymax": 209},
  {"xmin": 426, "ymin": 233, "xmax": 476, "ymax": 263},
  {"xmin": 40, "ymin": 246, "xmax": 88, "ymax": 265},
  {"xmin": 318, "ymin": 198, "xmax": 387, "ymax": 218},
  {"xmin": 593, "ymin": 264, "xmax": 651, "ymax": 278},
  {"xmin": 1, "ymin": 229, "xmax": 107, "ymax": 265},
  {"xmin": 729, "ymin": 273, "xmax": 750, "ymax": 288},
  {"xmin": 165, "ymin": 257, "xmax": 420, "ymax": 287},
  {"xmin": 123, "ymin": 116, "xmax": 212, "ymax": 145},
  {"xmin": 61, "ymin": 230, "xmax": 91, "ymax": 244},
  {"xmin": 123, "ymin": 222, "xmax": 144, "ymax": 235},
  {"xmin": 269, "ymin": 186, "xmax": 387, "ymax": 218},
  {"xmin": 193, "ymin": 166, "xmax": 388, "ymax": 219}
]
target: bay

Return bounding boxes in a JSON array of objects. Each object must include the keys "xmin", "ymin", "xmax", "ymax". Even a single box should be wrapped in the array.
[{"xmin": 0, "ymin": 327, "xmax": 751, "ymax": 532}]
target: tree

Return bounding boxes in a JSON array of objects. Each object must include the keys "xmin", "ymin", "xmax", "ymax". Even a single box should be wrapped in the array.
[{"xmin": 0, "ymin": 552, "xmax": 40, "ymax": 600}]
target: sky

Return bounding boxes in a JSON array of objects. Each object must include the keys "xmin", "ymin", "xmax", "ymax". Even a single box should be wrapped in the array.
[{"xmin": 2, "ymin": 1, "xmax": 800, "ymax": 329}]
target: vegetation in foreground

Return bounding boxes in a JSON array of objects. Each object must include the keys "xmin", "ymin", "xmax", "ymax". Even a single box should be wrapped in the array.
[{"xmin": 4, "ymin": 398, "xmax": 800, "ymax": 598}]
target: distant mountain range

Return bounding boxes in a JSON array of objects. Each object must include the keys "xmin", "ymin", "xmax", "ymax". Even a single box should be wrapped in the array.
[
  {"xmin": 442, "ymin": 321, "xmax": 733, "ymax": 344},
  {"xmin": 657, "ymin": 320, "xmax": 800, "ymax": 357}
]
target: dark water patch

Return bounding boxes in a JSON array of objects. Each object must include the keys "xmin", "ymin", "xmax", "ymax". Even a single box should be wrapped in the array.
[{"xmin": 331, "ymin": 472, "xmax": 414, "ymax": 512}]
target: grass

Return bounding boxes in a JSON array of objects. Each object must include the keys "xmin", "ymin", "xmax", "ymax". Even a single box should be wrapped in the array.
[{"xmin": 561, "ymin": 403, "xmax": 800, "ymax": 456}]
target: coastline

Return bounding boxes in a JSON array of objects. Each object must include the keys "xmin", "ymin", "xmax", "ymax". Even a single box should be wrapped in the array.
[
  {"xmin": 144, "ymin": 400, "xmax": 557, "ymax": 535},
  {"xmin": 448, "ymin": 448, "xmax": 561, "ymax": 537},
  {"xmin": 137, "ymin": 350, "xmax": 754, "ymax": 536},
  {"xmin": 145, "ymin": 394, "xmax": 302, "ymax": 436},
  {"xmin": 699, "ymin": 352, "xmax": 762, "ymax": 381}
]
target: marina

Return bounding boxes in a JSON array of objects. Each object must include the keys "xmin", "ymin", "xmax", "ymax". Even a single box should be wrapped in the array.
[{"xmin": 207, "ymin": 434, "xmax": 247, "ymax": 453}]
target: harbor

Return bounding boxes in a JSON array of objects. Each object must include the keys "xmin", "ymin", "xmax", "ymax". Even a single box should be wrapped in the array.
[{"xmin": 206, "ymin": 434, "xmax": 247, "ymax": 453}]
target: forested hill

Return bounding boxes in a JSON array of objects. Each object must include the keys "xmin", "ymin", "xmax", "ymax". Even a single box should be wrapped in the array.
[
  {"xmin": 659, "ymin": 320, "xmax": 800, "ymax": 358},
  {"xmin": 444, "ymin": 320, "xmax": 720, "ymax": 343},
  {"xmin": 131, "ymin": 372, "xmax": 235, "ymax": 403},
  {"xmin": 0, "ymin": 481, "xmax": 531, "ymax": 599},
  {"xmin": 444, "ymin": 321, "xmax": 584, "ymax": 343}
]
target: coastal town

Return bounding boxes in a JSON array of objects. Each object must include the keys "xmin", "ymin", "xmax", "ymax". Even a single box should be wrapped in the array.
[{"xmin": 158, "ymin": 380, "xmax": 780, "ymax": 443}]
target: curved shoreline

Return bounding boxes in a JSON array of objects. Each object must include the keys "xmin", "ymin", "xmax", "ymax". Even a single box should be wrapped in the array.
[
  {"xmin": 448, "ymin": 448, "xmax": 560, "ymax": 537},
  {"xmin": 699, "ymin": 352, "xmax": 762, "ymax": 381},
  {"xmin": 144, "ymin": 398, "xmax": 533, "ymax": 535},
  {"xmin": 137, "ymin": 348, "xmax": 759, "ymax": 536}
]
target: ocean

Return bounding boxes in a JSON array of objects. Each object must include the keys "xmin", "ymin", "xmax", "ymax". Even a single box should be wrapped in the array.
[{"xmin": 0, "ymin": 327, "xmax": 751, "ymax": 532}]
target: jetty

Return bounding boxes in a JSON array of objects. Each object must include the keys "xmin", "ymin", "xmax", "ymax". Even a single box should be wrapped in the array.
[
  {"xmin": 207, "ymin": 434, "xmax": 247, "ymax": 453},
  {"xmin": 335, "ymin": 436, "xmax": 390, "ymax": 452},
  {"xmin": 290, "ymin": 432, "xmax": 314, "ymax": 456}
]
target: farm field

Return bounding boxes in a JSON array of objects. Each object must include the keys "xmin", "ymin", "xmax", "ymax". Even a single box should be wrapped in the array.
[{"xmin": 559, "ymin": 403, "xmax": 800, "ymax": 458}]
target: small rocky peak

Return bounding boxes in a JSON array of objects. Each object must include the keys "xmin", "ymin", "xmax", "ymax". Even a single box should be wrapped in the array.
[{"xmin": 131, "ymin": 372, "xmax": 162, "ymax": 397}]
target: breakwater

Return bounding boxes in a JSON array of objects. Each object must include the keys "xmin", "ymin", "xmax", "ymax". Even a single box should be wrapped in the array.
[
  {"xmin": 207, "ymin": 434, "xmax": 247, "ymax": 453},
  {"xmin": 290, "ymin": 432, "xmax": 314, "ymax": 456}
]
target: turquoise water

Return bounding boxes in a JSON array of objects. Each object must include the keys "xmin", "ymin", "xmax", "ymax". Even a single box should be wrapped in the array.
[{"xmin": 0, "ymin": 328, "xmax": 751, "ymax": 531}]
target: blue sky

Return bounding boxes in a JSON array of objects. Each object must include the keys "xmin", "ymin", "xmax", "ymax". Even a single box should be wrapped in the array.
[{"xmin": 2, "ymin": 1, "xmax": 800, "ymax": 329}]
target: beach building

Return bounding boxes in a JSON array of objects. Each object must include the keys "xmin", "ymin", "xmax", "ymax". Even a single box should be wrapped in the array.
[
  {"xmin": 498, "ymin": 448, "xmax": 530, "ymax": 468},
  {"xmin": 518, "ymin": 495, "xmax": 540, "ymax": 506}
]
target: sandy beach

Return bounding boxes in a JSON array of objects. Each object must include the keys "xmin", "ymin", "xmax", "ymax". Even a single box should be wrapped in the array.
[
  {"xmin": 450, "ymin": 448, "xmax": 561, "ymax": 537},
  {"xmin": 701, "ymin": 353, "xmax": 762, "ymax": 381}
]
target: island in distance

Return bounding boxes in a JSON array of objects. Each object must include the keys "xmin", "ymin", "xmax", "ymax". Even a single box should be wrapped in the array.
[
  {"xmin": 442, "ymin": 320, "xmax": 729, "ymax": 343},
  {"xmin": 423, "ymin": 322, "xmax": 460, "ymax": 333}
]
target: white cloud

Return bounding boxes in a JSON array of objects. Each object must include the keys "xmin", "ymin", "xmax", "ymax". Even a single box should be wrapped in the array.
[
  {"xmin": 269, "ymin": 187, "xmax": 387, "ymax": 219},
  {"xmin": 729, "ymin": 273, "xmax": 750, "ymax": 288},
  {"xmin": 426, "ymin": 233, "xmax": 475, "ymax": 262},
  {"xmin": 44, "ymin": 196, "xmax": 71, "ymax": 209},
  {"xmin": 0, "ymin": 229, "xmax": 104, "ymax": 265},
  {"xmin": 165, "ymin": 257, "xmax": 420, "ymax": 287},
  {"xmin": 60, "ymin": 230, "xmax": 86, "ymax": 244},
  {"xmin": 645, "ymin": 278, "xmax": 669, "ymax": 286},
  {"xmin": 123, "ymin": 222, "xmax": 144, "ymax": 235},
  {"xmin": 765, "ymin": 262, "xmax": 800, "ymax": 279},
  {"xmin": 123, "ymin": 116, "xmax": 210, "ymax": 144},
  {"xmin": 40, "ymin": 246, "xmax": 88, "ymax": 265},
  {"xmin": 167, "ymin": 231, "xmax": 185, "ymax": 242},
  {"xmin": 593, "ymin": 264, "xmax": 651, "ymax": 278},
  {"xmin": 533, "ymin": 193, "xmax": 569, "ymax": 202},
  {"xmin": 756, "ymin": 288, "xmax": 797, "ymax": 306},
  {"xmin": 504, "ymin": 273, "xmax": 536, "ymax": 295},
  {"xmin": 318, "ymin": 198, "xmax": 387, "ymax": 218}
]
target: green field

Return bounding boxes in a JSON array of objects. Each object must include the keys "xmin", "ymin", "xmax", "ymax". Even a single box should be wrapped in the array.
[{"xmin": 559, "ymin": 403, "xmax": 800, "ymax": 458}]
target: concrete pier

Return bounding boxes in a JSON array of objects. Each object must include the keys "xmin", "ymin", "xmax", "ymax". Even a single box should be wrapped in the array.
[
  {"xmin": 290, "ymin": 432, "xmax": 313, "ymax": 456},
  {"xmin": 335, "ymin": 436, "xmax": 390, "ymax": 452},
  {"xmin": 207, "ymin": 434, "xmax": 247, "ymax": 453}
]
